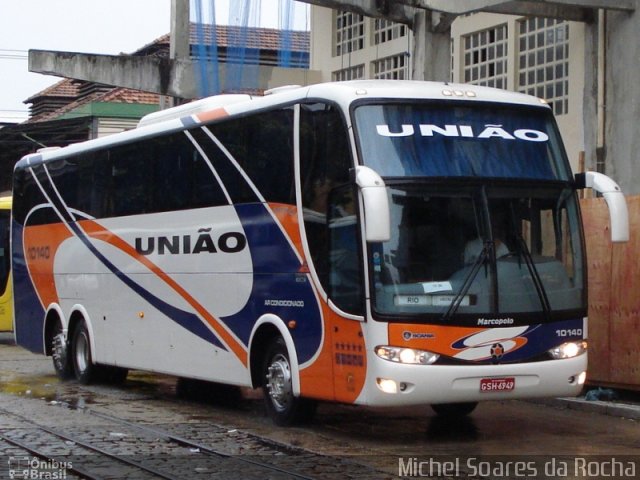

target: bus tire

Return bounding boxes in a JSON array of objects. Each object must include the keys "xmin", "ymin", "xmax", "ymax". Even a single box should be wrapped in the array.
[
  {"xmin": 431, "ymin": 402, "xmax": 478, "ymax": 417},
  {"xmin": 50, "ymin": 322, "xmax": 73, "ymax": 380},
  {"xmin": 71, "ymin": 322, "xmax": 100, "ymax": 385},
  {"xmin": 262, "ymin": 337, "xmax": 316, "ymax": 426}
]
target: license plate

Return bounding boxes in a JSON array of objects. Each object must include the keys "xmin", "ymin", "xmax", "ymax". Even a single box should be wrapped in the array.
[{"xmin": 480, "ymin": 377, "xmax": 515, "ymax": 392}]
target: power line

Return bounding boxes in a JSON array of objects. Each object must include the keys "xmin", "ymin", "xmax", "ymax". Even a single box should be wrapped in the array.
[
  {"xmin": 0, "ymin": 55, "xmax": 28, "ymax": 60},
  {"xmin": 0, "ymin": 49, "xmax": 28, "ymax": 60}
]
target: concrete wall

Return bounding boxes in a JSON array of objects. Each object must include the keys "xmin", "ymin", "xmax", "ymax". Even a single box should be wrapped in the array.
[{"xmin": 605, "ymin": 10, "xmax": 640, "ymax": 195}]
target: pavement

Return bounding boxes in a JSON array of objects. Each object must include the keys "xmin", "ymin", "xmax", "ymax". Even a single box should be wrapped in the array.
[{"xmin": 531, "ymin": 394, "xmax": 640, "ymax": 421}]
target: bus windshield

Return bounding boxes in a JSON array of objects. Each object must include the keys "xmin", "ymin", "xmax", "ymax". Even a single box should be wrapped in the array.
[
  {"xmin": 353, "ymin": 102, "xmax": 571, "ymax": 181},
  {"xmin": 354, "ymin": 102, "xmax": 584, "ymax": 325},
  {"xmin": 368, "ymin": 183, "xmax": 585, "ymax": 325}
]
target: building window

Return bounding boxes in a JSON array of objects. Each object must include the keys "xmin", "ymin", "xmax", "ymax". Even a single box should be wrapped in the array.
[
  {"xmin": 462, "ymin": 24, "xmax": 508, "ymax": 89},
  {"xmin": 335, "ymin": 11, "xmax": 365, "ymax": 56},
  {"xmin": 372, "ymin": 55, "xmax": 407, "ymax": 79},
  {"xmin": 332, "ymin": 64, "xmax": 365, "ymax": 81},
  {"xmin": 373, "ymin": 18, "xmax": 407, "ymax": 45},
  {"xmin": 518, "ymin": 18, "xmax": 569, "ymax": 115}
]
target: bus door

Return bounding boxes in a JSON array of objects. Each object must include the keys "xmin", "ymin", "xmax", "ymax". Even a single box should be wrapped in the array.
[
  {"xmin": 326, "ymin": 185, "xmax": 369, "ymax": 403},
  {"xmin": 299, "ymin": 102, "xmax": 367, "ymax": 402}
]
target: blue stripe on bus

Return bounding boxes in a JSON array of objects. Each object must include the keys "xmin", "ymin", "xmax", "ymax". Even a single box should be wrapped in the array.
[
  {"xmin": 449, "ymin": 319, "xmax": 584, "ymax": 362},
  {"xmin": 222, "ymin": 203, "xmax": 323, "ymax": 364},
  {"xmin": 514, "ymin": 319, "xmax": 584, "ymax": 360},
  {"xmin": 180, "ymin": 116, "xmax": 198, "ymax": 128},
  {"xmin": 11, "ymin": 221, "xmax": 46, "ymax": 353}
]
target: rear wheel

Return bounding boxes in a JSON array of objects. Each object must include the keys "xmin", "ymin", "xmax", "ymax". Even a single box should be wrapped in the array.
[
  {"xmin": 71, "ymin": 322, "xmax": 99, "ymax": 384},
  {"xmin": 70, "ymin": 322, "xmax": 127, "ymax": 384},
  {"xmin": 431, "ymin": 402, "xmax": 478, "ymax": 417},
  {"xmin": 50, "ymin": 321, "xmax": 73, "ymax": 380},
  {"xmin": 262, "ymin": 337, "xmax": 316, "ymax": 426}
]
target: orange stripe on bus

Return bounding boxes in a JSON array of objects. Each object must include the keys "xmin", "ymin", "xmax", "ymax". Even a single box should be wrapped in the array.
[
  {"xmin": 299, "ymin": 297, "xmax": 367, "ymax": 403},
  {"xmin": 267, "ymin": 203, "xmax": 306, "ymax": 261},
  {"xmin": 196, "ymin": 108, "xmax": 229, "ymax": 124},
  {"xmin": 79, "ymin": 220, "xmax": 248, "ymax": 366},
  {"xmin": 23, "ymin": 224, "xmax": 73, "ymax": 308}
]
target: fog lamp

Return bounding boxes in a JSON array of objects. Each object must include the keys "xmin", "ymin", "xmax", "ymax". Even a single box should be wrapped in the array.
[{"xmin": 377, "ymin": 378, "xmax": 398, "ymax": 394}]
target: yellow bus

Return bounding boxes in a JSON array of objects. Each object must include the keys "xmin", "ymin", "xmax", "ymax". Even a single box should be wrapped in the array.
[{"xmin": 0, "ymin": 196, "xmax": 12, "ymax": 331}]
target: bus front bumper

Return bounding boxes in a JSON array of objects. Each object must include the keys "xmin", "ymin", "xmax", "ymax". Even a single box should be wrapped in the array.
[{"xmin": 360, "ymin": 353, "xmax": 587, "ymax": 407}]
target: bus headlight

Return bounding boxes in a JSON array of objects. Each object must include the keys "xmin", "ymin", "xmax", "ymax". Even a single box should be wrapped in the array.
[
  {"xmin": 548, "ymin": 340, "xmax": 587, "ymax": 359},
  {"xmin": 375, "ymin": 346, "xmax": 439, "ymax": 365}
]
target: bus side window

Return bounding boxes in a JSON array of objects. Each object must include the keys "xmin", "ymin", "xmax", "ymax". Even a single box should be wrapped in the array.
[
  {"xmin": 152, "ymin": 133, "xmax": 228, "ymax": 212},
  {"xmin": 109, "ymin": 144, "xmax": 151, "ymax": 217},
  {"xmin": 12, "ymin": 168, "xmax": 44, "ymax": 226},
  {"xmin": 328, "ymin": 186, "xmax": 363, "ymax": 314},
  {"xmin": 300, "ymin": 103, "xmax": 364, "ymax": 316},
  {"xmin": 204, "ymin": 108, "xmax": 295, "ymax": 205}
]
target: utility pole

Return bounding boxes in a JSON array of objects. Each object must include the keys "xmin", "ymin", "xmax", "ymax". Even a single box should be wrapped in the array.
[{"xmin": 165, "ymin": 0, "xmax": 191, "ymax": 107}]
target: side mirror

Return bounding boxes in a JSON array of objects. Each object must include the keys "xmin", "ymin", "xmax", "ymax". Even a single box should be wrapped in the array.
[
  {"xmin": 575, "ymin": 171, "xmax": 629, "ymax": 242},
  {"xmin": 354, "ymin": 166, "xmax": 390, "ymax": 242}
]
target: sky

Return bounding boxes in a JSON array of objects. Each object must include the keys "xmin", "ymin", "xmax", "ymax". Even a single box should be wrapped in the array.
[{"xmin": 0, "ymin": 0, "xmax": 309, "ymax": 123}]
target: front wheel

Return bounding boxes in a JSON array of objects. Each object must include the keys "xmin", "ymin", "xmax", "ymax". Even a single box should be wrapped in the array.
[
  {"xmin": 431, "ymin": 402, "xmax": 478, "ymax": 417},
  {"xmin": 262, "ymin": 337, "xmax": 316, "ymax": 426}
]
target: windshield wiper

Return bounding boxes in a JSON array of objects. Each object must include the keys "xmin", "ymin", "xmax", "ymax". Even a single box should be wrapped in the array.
[
  {"xmin": 441, "ymin": 241, "xmax": 491, "ymax": 322},
  {"xmin": 514, "ymin": 234, "xmax": 552, "ymax": 321}
]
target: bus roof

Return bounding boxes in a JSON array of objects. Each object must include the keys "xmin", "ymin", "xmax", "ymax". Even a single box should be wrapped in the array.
[{"xmin": 15, "ymin": 80, "xmax": 550, "ymax": 171}]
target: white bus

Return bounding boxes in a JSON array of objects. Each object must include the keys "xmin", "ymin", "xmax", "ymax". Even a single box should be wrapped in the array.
[{"xmin": 12, "ymin": 81, "xmax": 628, "ymax": 425}]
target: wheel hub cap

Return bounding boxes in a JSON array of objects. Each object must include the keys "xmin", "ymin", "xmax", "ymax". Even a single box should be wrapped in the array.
[{"xmin": 266, "ymin": 354, "xmax": 292, "ymax": 411}]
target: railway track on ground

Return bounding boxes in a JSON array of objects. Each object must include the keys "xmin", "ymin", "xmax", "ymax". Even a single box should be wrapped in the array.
[
  {"xmin": 0, "ymin": 398, "xmax": 391, "ymax": 480},
  {"xmin": 0, "ymin": 404, "xmax": 318, "ymax": 479}
]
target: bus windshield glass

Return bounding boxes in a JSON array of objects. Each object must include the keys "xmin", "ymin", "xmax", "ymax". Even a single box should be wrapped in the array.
[
  {"xmin": 354, "ymin": 102, "xmax": 584, "ymax": 324},
  {"xmin": 353, "ymin": 102, "xmax": 571, "ymax": 181},
  {"xmin": 368, "ymin": 183, "xmax": 585, "ymax": 324}
]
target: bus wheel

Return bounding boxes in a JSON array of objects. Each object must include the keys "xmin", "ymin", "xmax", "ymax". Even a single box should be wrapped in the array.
[
  {"xmin": 262, "ymin": 337, "xmax": 316, "ymax": 426},
  {"xmin": 50, "ymin": 323, "xmax": 73, "ymax": 380},
  {"xmin": 431, "ymin": 402, "xmax": 478, "ymax": 417},
  {"xmin": 71, "ymin": 322, "xmax": 98, "ymax": 384}
]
